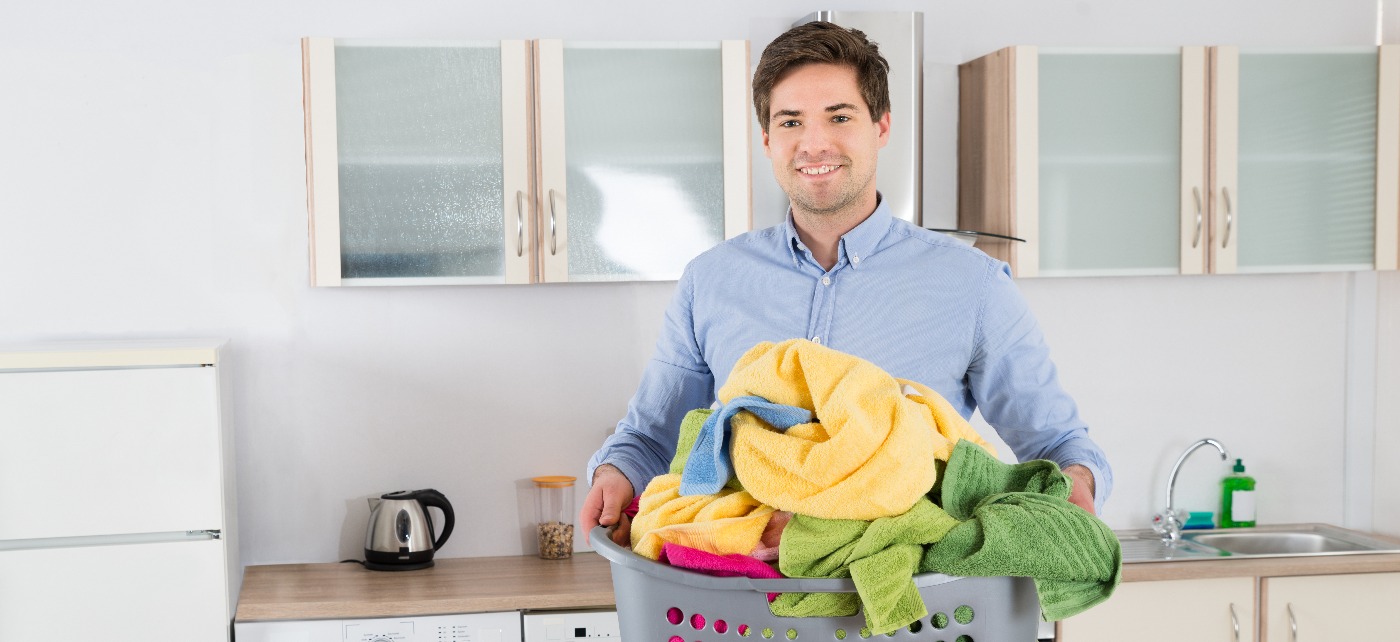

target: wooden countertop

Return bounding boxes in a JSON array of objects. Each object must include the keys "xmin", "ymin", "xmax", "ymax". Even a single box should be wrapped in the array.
[
  {"xmin": 235, "ymin": 552, "xmax": 615, "ymax": 622},
  {"xmin": 236, "ymin": 547, "xmax": 1400, "ymax": 622}
]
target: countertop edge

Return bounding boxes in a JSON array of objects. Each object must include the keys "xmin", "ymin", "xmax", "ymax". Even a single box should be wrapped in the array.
[{"xmin": 1122, "ymin": 552, "xmax": 1400, "ymax": 582}]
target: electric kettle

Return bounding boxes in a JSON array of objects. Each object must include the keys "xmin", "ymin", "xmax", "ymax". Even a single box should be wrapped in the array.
[{"xmin": 364, "ymin": 488, "xmax": 455, "ymax": 571}]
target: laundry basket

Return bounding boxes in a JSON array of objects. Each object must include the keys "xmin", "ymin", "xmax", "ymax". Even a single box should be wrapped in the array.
[{"xmin": 590, "ymin": 527, "xmax": 1039, "ymax": 642}]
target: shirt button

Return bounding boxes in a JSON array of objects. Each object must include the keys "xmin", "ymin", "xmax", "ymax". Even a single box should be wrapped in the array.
[
  {"xmin": 821, "ymin": 276, "xmax": 831, "ymax": 286},
  {"xmin": 852, "ymin": 255, "xmax": 861, "ymax": 265},
  {"xmin": 811, "ymin": 336, "xmax": 821, "ymax": 344}
]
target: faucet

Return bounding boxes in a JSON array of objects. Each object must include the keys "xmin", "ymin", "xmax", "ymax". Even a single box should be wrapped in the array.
[{"xmin": 1153, "ymin": 438, "xmax": 1229, "ymax": 544}]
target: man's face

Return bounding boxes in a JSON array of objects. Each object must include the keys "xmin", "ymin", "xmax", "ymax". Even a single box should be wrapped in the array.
[{"xmin": 762, "ymin": 62, "xmax": 890, "ymax": 220}]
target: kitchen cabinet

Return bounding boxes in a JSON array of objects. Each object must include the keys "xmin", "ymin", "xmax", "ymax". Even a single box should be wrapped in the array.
[
  {"xmin": 302, "ymin": 37, "xmax": 751, "ymax": 286},
  {"xmin": 0, "ymin": 341, "xmax": 238, "ymax": 642},
  {"xmin": 1057, "ymin": 577, "xmax": 1253, "ymax": 642},
  {"xmin": 958, "ymin": 45, "xmax": 1400, "ymax": 277},
  {"xmin": 1261, "ymin": 572, "xmax": 1400, "ymax": 640}
]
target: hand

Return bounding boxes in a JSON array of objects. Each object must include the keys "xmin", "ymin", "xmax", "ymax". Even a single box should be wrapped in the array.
[
  {"xmin": 579, "ymin": 464, "xmax": 635, "ymax": 547},
  {"xmin": 1063, "ymin": 464, "xmax": 1097, "ymax": 515}
]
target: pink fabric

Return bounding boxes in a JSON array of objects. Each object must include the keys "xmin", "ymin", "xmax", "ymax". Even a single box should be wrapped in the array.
[
  {"xmin": 751, "ymin": 510, "xmax": 792, "ymax": 561},
  {"xmin": 660, "ymin": 543, "xmax": 784, "ymax": 601}
]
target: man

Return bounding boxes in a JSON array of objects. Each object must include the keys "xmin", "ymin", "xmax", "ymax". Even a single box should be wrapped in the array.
[{"xmin": 581, "ymin": 22, "xmax": 1110, "ymax": 545}]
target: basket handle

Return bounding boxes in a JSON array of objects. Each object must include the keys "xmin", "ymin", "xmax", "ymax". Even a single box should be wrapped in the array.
[{"xmin": 588, "ymin": 526, "xmax": 962, "ymax": 593}]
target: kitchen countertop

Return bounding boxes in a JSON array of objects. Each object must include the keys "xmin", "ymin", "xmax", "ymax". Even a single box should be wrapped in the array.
[
  {"xmin": 235, "ymin": 548, "xmax": 1400, "ymax": 622},
  {"xmin": 235, "ymin": 552, "xmax": 615, "ymax": 622}
]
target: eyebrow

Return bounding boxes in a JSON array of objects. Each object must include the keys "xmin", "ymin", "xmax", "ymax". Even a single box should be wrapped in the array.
[{"xmin": 771, "ymin": 103, "xmax": 861, "ymax": 121}]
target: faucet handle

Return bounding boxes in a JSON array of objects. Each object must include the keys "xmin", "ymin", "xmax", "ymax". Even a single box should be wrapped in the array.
[{"xmin": 1152, "ymin": 509, "xmax": 1184, "ymax": 539}]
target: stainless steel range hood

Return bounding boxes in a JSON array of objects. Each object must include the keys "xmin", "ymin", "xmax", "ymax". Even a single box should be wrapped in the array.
[{"xmin": 797, "ymin": 11, "xmax": 923, "ymax": 225}]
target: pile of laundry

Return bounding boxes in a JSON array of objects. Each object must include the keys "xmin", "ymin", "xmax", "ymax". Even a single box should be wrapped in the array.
[{"xmin": 626, "ymin": 338, "xmax": 1122, "ymax": 634}]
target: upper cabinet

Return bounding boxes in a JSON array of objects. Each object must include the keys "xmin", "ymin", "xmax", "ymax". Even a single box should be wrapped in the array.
[
  {"xmin": 302, "ymin": 38, "xmax": 751, "ymax": 286},
  {"xmin": 959, "ymin": 45, "xmax": 1400, "ymax": 277}
]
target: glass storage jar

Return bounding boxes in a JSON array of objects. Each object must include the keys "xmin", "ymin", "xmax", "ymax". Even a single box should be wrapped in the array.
[{"xmin": 531, "ymin": 476, "xmax": 576, "ymax": 559}]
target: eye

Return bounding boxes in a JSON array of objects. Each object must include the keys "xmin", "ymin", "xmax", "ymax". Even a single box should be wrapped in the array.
[
  {"xmin": 832, "ymin": 114, "xmax": 851, "ymax": 123},
  {"xmin": 779, "ymin": 119, "xmax": 800, "ymax": 128}
]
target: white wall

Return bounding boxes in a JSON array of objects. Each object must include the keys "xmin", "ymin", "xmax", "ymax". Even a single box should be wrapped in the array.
[{"xmin": 0, "ymin": 0, "xmax": 1395, "ymax": 567}]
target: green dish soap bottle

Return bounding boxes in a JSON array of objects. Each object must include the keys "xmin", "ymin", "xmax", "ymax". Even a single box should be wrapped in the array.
[{"xmin": 1221, "ymin": 458, "xmax": 1256, "ymax": 528}]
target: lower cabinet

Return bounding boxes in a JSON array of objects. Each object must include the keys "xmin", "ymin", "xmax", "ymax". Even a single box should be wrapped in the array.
[
  {"xmin": 1057, "ymin": 577, "xmax": 1254, "ymax": 642},
  {"xmin": 1262, "ymin": 572, "xmax": 1400, "ymax": 640}
]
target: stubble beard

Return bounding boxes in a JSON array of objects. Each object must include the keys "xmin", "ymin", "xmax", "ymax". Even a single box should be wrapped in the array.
[{"xmin": 784, "ymin": 158, "xmax": 875, "ymax": 221}]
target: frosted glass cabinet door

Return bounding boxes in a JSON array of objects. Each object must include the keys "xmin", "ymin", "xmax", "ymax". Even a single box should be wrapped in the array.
[
  {"xmin": 303, "ymin": 38, "xmax": 533, "ymax": 286},
  {"xmin": 1037, "ymin": 50, "xmax": 1198, "ymax": 277},
  {"xmin": 536, "ymin": 41, "xmax": 750, "ymax": 282},
  {"xmin": 1230, "ymin": 48, "xmax": 1380, "ymax": 273}
]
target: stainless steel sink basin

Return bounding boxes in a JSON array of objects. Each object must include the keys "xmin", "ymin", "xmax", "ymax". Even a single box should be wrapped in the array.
[
  {"xmin": 1187, "ymin": 531, "xmax": 1369, "ymax": 555},
  {"xmin": 1119, "ymin": 523, "xmax": 1400, "ymax": 563}
]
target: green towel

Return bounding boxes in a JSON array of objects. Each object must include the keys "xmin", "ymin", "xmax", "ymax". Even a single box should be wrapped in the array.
[
  {"xmin": 919, "ymin": 440, "xmax": 1122, "ymax": 621},
  {"xmin": 670, "ymin": 409, "xmax": 713, "ymax": 475},
  {"xmin": 772, "ymin": 497, "xmax": 960, "ymax": 634}
]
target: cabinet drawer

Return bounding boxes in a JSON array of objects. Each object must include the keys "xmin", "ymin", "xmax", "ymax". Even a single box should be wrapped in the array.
[{"xmin": 0, "ymin": 366, "xmax": 223, "ymax": 539}]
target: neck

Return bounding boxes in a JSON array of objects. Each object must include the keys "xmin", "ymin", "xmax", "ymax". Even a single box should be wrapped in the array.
[{"xmin": 792, "ymin": 195, "xmax": 878, "ymax": 271}]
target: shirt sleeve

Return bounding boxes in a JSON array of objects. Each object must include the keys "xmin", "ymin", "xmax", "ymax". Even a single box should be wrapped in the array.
[
  {"xmin": 586, "ymin": 267, "xmax": 716, "ymax": 494},
  {"xmin": 967, "ymin": 262, "xmax": 1114, "ymax": 513}
]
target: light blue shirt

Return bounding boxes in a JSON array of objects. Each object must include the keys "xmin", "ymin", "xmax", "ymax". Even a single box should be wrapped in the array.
[{"xmin": 588, "ymin": 199, "xmax": 1113, "ymax": 512}]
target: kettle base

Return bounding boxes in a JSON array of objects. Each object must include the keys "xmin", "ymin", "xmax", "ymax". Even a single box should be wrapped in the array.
[{"xmin": 363, "ymin": 559, "xmax": 435, "ymax": 572}]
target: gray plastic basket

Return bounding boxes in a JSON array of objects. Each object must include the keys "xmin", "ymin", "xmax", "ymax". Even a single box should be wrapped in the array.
[{"xmin": 590, "ymin": 526, "xmax": 1039, "ymax": 642}]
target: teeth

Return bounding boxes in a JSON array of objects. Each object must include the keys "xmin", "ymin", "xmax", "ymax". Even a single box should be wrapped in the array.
[{"xmin": 800, "ymin": 165, "xmax": 837, "ymax": 175}]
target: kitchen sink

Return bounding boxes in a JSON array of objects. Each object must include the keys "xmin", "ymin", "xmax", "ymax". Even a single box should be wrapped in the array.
[{"xmin": 1119, "ymin": 523, "xmax": 1400, "ymax": 563}]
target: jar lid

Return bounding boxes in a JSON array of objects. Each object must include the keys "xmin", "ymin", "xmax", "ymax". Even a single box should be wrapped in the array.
[{"xmin": 532, "ymin": 475, "xmax": 577, "ymax": 488}]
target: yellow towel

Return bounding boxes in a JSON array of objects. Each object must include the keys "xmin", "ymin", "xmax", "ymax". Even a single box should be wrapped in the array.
[
  {"xmin": 629, "ymin": 473, "xmax": 776, "ymax": 560},
  {"xmin": 721, "ymin": 339, "xmax": 991, "ymax": 520}
]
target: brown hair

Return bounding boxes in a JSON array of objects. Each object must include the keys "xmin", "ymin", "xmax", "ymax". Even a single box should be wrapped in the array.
[{"xmin": 752, "ymin": 21, "xmax": 891, "ymax": 134}]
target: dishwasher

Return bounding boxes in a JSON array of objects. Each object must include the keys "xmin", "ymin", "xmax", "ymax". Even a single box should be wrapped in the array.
[{"xmin": 235, "ymin": 610, "xmax": 522, "ymax": 641}]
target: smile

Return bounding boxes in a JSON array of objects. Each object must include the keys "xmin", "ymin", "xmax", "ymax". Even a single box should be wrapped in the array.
[{"xmin": 799, "ymin": 165, "xmax": 840, "ymax": 175}]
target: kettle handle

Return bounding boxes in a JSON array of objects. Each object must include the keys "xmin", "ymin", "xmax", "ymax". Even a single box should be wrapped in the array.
[{"xmin": 413, "ymin": 488, "xmax": 455, "ymax": 551}]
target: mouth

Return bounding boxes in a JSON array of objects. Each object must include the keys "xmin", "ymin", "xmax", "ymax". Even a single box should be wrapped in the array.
[{"xmin": 798, "ymin": 164, "xmax": 841, "ymax": 176}]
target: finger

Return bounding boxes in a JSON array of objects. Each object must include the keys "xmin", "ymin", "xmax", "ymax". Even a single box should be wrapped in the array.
[
  {"xmin": 579, "ymin": 490, "xmax": 606, "ymax": 543},
  {"xmin": 597, "ymin": 490, "xmax": 627, "ymax": 528},
  {"xmin": 610, "ymin": 515, "xmax": 632, "ymax": 547}
]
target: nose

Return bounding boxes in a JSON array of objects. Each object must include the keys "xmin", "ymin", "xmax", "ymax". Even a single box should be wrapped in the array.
[{"xmin": 796, "ymin": 120, "xmax": 836, "ymax": 158}]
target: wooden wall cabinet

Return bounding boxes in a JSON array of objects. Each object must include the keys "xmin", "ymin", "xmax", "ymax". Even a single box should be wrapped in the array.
[
  {"xmin": 302, "ymin": 38, "xmax": 751, "ymax": 286},
  {"xmin": 959, "ymin": 45, "xmax": 1400, "ymax": 278}
]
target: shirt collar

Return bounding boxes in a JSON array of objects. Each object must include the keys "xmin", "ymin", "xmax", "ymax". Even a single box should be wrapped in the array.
[{"xmin": 784, "ymin": 193, "xmax": 892, "ymax": 271}]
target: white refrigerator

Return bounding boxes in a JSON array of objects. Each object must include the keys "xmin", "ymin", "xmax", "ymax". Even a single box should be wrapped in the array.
[{"xmin": 0, "ymin": 340, "xmax": 239, "ymax": 641}]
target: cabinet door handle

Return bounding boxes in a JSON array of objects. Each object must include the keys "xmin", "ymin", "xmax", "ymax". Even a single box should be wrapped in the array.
[
  {"xmin": 1287, "ymin": 603, "xmax": 1298, "ymax": 642},
  {"xmin": 548, "ymin": 188, "xmax": 560, "ymax": 256},
  {"xmin": 1220, "ymin": 186, "xmax": 1234, "ymax": 249},
  {"xmin": 1229, "ymin": 602, "xmax": 1240, "ymax": 642},
  {"xmin": 515, "ymin": 190, "xmax": 525, "ymax": 258},
  {"xmin": 1192, "ymin": 186, "xmax": 1203, "ymax": 249}
]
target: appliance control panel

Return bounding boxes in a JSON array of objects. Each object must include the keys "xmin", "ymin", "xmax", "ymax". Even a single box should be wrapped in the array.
[
  {"xmin": 236, "ymin": 610, "xmax": 522, "ymax": 642},
  {"xmin": 522, "ymin": 610, "xmax": 620, "ymax": 642}
]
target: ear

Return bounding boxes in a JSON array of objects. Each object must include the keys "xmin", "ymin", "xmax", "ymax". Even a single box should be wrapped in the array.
[
  {"xmin": 875, "ymin": 111, "xmax": 891, "ymax": 148},
  {"xmin": 762, "ymin": 126, "xmax": 772, "ymax": 158}
]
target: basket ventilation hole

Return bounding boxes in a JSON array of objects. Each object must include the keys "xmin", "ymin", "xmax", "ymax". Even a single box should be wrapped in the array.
[
  {"xmin": 953, "ymin": 606, "xmax": 974, "ymax": 626},
  {"xmin": 786, "ymin": 629, "xmax": 798, "ymax": 640},
  {"xmin": 834, "ymin": 629, "xmax": 847, "ymax": 640},
  {"xmin": 907, "ymin": 621, "xmax": 923, "ymax": 634},
  {"xmin": 739, "ymin": 625, "xmax": 751, "ymax": 637},
  {"xmin": 692, "ymin": 615, "xmax": 707, "ymax": 630},
  {"xmin": 956, "ymin": 637, "xmax": 974, "ymax": 642},
  {"xmin": 667, "ymin": 608, "xmax": 684, "ymax": 625},
  {"xmin": 715, "ymin": 620, "xmax": 729, "ymax": 634},
  {"xmin": 669, "ymin": 636, "xmax": 684, "ymax": 642},
  {"xmin": 762, "ymin": 628, "xmax": 775, "ymax": 639},
  {"xmin": 930, "ymin": 613, "xmax": 949, "ymax": 630},
  {"xmin": 858, "ymin": 628, "xmax": 871, "ymax": 639}
]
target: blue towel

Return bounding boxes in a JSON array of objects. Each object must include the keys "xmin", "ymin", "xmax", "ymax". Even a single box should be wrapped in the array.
[{"xmin": 680, "ymin": 395, "xmax": 814, "ymax": 495}]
